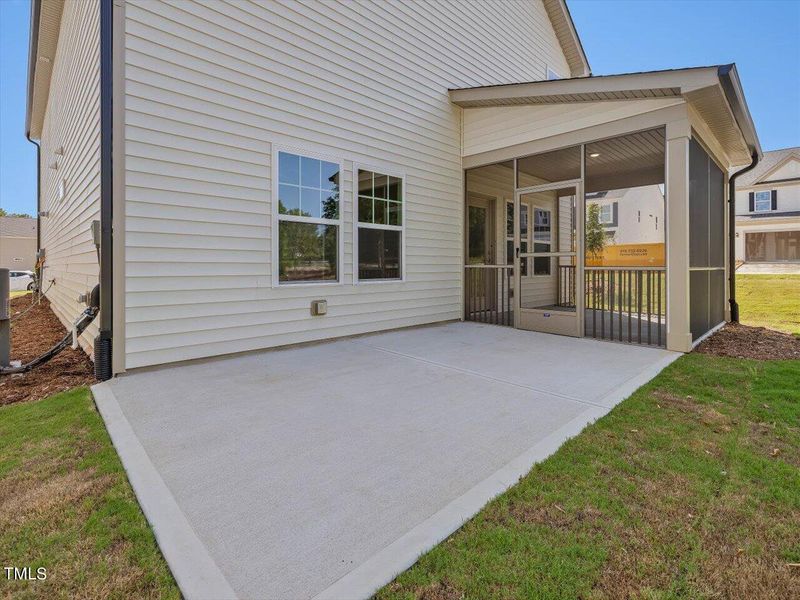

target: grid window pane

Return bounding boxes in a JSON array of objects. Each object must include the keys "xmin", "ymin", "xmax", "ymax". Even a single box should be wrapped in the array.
[
  {"xmin": 322, "ymin": 192, "xmax": 339, "ymax": 220},
  {"xmin": 358, "ymin": 170, "xmax": 373, "ymax": 198},
  {"xmin": 388, "ymin": 201, "xmax": 401, "ymax": 226},
  {"xmin": 533, "ymin": 256, "xmax": 550, "ymax": 276},
  {"xmin": 278, "ymin": 184, "xmax": 300, "ymax": 215},
  {"xmin": 279, "ymin": 152, "xmax": 300, "ymax": 185},
  {"xmin": 300, "ymin": 187, "xmax": 322, "ymax": 218},
  {"xmin": 374, "ymin": 200, "xmax": 387, "ymax": 225},
  {"xmin": 321, "ymin": 161, "xmax": 340, "ymax": 193},
  {"xmin": 279, "ymin": 222, "xmax": 337, "ymax": 283},
  {"xmin": 300, "ymin": 156, "xmax": 320, "ymax": 188},
  {"xmin": 374, "ymin": 174, "xmax": 388, "ymax": 199},
  {"xmin": 388, "ymin": 176, "xmax": 402, "ymax": 201},
  {"xmin": 358, "ymin": 228, "xmax": 401, "ymax": 280},
  {"xmin": 358, "ymin": 196, "xmax": 373, "ymax": 223}
]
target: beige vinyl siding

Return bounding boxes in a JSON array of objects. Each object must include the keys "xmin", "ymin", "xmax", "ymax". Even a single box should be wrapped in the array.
[
  {"xmin": 39, "ymin": 0, "xmax": 100, "ymax": 357},
  {"xmin": 463, "ymin": 98, "xmax": 684, "ymax": 157},
  {"xmin": 123, "ymin": 0, "xmax": 571, "ymax": 369}
]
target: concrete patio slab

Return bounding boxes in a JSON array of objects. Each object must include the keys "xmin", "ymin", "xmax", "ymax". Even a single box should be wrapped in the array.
[{"xmin": 93, "ymin": 322, "xmax": 679, "ymax": 600}]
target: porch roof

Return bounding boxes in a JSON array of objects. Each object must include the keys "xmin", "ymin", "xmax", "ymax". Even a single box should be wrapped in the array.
[{"xmin": 450, "ymin": 65, "xmax": 761, "ymax": 168}]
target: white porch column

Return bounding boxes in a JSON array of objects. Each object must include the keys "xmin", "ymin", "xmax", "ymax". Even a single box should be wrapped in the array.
[{"xmin": 665, "ymin": 120, "xmax": 693, "ymax": 352}]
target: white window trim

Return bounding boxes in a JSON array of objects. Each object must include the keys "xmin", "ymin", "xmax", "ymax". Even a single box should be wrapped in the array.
[
  {"xmin": 353, "ymin": 161, "xmax": 407, "ymax": 284},
  {"xmin": 271, "ymin": 144, "xmax": 345, "ymax": 288},
  {"xmin": 753, "ymin": 190, "xmax": 772, "ymax": 213}
]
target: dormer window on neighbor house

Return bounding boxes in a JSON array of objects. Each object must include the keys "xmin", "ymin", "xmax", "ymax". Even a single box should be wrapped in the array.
[{"xmin": 750, "ymin": 189, "xmax": 777, "ymax": 212}]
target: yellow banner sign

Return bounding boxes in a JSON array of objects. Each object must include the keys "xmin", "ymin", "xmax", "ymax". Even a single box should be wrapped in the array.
[{"xmin": 585, "ymin": 243, "xmax": 665, "ymax": 267}]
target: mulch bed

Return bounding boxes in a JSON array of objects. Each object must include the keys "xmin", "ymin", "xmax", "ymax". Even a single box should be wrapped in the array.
[
  {"xmin": 695, "ymin": 322, "xmax": 800, "ymax": 361},
  {"xmin": 0, "ymin": 294, "xmax": 95, "ymax": 406}
]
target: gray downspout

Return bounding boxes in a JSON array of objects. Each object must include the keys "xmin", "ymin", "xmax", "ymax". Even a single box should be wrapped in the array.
[
  {"xmin": 728, "ymin": 151, "xmax": 759, "ymax": 322},
  {"xmin": 94, "ymin": 0, "xmax": 113, "ymax": 380},
  {"xmin": 25, "ymin": 0, "xmax": 41, "ymax": 287},
  {"xmin": 25, "ymin": 139, "xmax": 40, "ymax": 264}
]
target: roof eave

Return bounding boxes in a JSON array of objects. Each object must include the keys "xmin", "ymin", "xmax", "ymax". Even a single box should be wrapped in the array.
[
  {"xmin": 716, "ymin": 64, "xmax": 762, "ymax": 160},
  {"xmin": 558, "ymin": 0, "xmax": 590, "ymax": 76},
  {"xmin": 25, "ymin": 0, "xmax": 41, "ymax": 140},
  {"xmin": 448, "ymin": 66, "xmax": 720, "ymax": 106}
]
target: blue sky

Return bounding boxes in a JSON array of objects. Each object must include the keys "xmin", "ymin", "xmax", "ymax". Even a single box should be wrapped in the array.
[{"xmin": 0, "ymin": 0, "xmax": 798, "ymax": 216}]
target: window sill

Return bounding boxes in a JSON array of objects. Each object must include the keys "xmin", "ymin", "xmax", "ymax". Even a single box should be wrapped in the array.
[
  {"xmin": 355, "ymin": 278, "xmax": 405, "ymax": 285},
  {"xmin": 274, "ymin": 280, "xmax": 344, "ymax": 288}
]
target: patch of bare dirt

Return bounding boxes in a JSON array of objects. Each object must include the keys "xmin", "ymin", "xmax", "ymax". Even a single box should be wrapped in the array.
[
  {"xmin": 505, "ymin": 503, "xmax": 604, "ymax": 530},
  {"xmin": 695, "ymin": 323, "xmax": 800, "ymax": 360},
  {"xmin": 0, "ymin": 294, "xmax": 95, "ymax": 405},
  {"xmin": 417, "ymin": 580, "xmax": 464, "ymax": 600},
  {"xmin": 747, "ymin": 421, "xmax": 800, "ymax": 468},
  {"xmin": 591, "ymin": 473, "xmax": 700, "ymax": 597},
  {"xmin": 691, "ymin": 501, "xmax": 800, "ymax": 600},
  {"xmin": 0, "ymin": 467, "xmax": 112, "ymax": 529}
]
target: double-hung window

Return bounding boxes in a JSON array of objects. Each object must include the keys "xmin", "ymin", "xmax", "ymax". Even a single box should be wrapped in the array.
[
  {"xmin": 277, "ymin": 151, "xmax": 341, "ymax": 283},
  {"xmin": 598, "ymin": 204, "xmax": 613, "ymax": 224},
  {"xmin": 754, "ymin": 190, "xmax": 771, "ymax": 212},
  {"xmin": 357, "ymin": 169, "xmax": 403, "ymax": 280}
]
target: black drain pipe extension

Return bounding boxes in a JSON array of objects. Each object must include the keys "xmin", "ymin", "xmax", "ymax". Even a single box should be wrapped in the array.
[
  {"xmin": 94, "ymin": 0, "xmax": 114, "ymax": 380},
  {"xmin": 0, "ymin": 286, "xmax": 100, "ymax": 376},
  {"xmin": 728, "ymin": 151, "xmax": 759, "ymax": 323}
]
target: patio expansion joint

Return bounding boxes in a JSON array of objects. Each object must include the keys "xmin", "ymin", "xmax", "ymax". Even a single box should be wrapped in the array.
[{"xmin": 353, "ymin": 339, "xmax": 610, "ymax": 410}]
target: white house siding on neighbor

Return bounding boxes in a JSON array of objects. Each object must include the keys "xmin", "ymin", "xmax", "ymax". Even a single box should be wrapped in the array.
[
  {"xmin": 589, "ymin": 186, "xmax": 665, "ymax": 245},
  {"xmin": 734, "ymin": 149, "xmax": 800, "ymax": 263},
  {"xmin": 122, "ymin": 0, "xmax": 573, "ymax": 369},
  {"xmin": 39, "ymin": 0, "xmax": 101, "ymax": 357}
]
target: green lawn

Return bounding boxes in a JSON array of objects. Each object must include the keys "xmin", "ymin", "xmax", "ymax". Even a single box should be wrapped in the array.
[
  {"xmin": 0, "ymin": 388, "xmax": 179, "ymax": 599},
  {"xmin": 380, "ymin": 354, "xmax": 800, "ymax": 599},
  {"xmin": 737, "ymin": 274, "xmax": 800, "ymax": 335}
]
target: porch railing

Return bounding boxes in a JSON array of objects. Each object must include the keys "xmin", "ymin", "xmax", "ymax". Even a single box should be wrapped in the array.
[
  {"xmin": 558, "ymin": 264, "xmax": 576, "ymax": 308},
  {"xmin": 584, "ymin": 267, "xmax": 666, "ymax": 347},
  {"xmin": 464, "ymin": 265, "xmax": 513, "ymax": 326}
]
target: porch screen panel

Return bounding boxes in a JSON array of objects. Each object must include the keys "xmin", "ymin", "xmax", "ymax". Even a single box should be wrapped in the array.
[
  {"xmin": 709, "ymin": 270, "xmax": 725, "ymax": 327},
  {"xmin": 688, "ymin": 138, "xmax": 726, "ymax": 341},
  {"xmin": 583, "ymin": 128, "xmax": 666, "ymax": 346},
  {"xmin": 464, "ymin": 161, "xmax": 514, "ymax": 324},
  {"xmin": 689, "ymin": 270, "xmax": 709, "ymax": 342},
  {"xmin": 689, "ymin": 142, "xmax": 709, "ymax": 268}
]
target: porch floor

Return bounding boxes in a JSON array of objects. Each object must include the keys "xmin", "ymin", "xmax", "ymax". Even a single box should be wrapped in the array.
[{"xmin": 93, "ymin": 322, "xmax": 678, "ymax": 600}]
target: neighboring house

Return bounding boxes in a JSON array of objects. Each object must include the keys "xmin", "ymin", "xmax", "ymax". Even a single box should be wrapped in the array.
[
  {"xmin": 585, "ymin": 186, "xmax": 665, "ymax": 267},
  {"xmin": 25, "ymin": 0, "xmax": 761, "ymax": 378},
  {"xmin": 734, "ymin": 147, "xmax": 800, "ymax": 264},
  {"xmin": 0, "ymin": 217, "xmax": 37, "ymax": 271}
]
